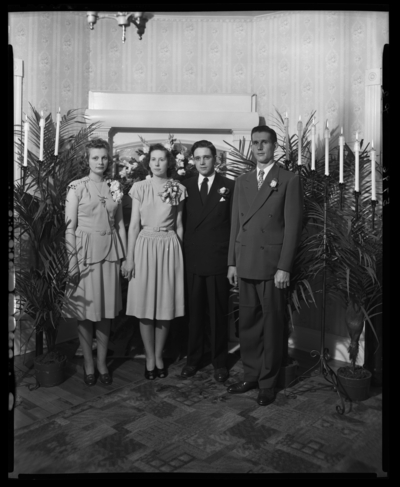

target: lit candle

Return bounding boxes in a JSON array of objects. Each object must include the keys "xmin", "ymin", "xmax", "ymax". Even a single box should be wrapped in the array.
[
  {"xmin": 23, "ymin": 114, "xmax": 29, "ymax": 167},
  {"xmin": 354, "ymin": 131, "xmax": 360, "ymax": 192},
  {"xmin": 39, "ymin": 110, "xmax": 45, "ymax": 161},
  {"xmin": 339, "ymin": 127, "xmax": 344, "ymax": 183},
  {"xmin": 284, "ymin": 112, "xmax": 289, "ymax": 160},
  {"xmin": 324, "ymin": 120, "xmax": 330, "ymax": 176},
  {"xmin": 311, "ymin": 117, "xmax": 315, "ymax": 170},
  {"xmin": 54, "ymin": 107, "xmax": 61, "ymax": 156},
  {"xmin": 297, "ymin": 116, "xmax": 303, "ymax": 165},
  {"xmin": 370, "ymin": 140, "xmax": 376, "ymax": 200}
]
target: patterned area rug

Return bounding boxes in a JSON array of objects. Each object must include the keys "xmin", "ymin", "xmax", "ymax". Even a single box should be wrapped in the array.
[{"xmin": 13, "ymin": 359, "xmax": 384, "ymax": 475}]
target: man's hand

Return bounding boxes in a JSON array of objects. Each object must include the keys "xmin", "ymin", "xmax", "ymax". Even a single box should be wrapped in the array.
[
  {"xmin": 274, "ymin": 269, "xmax": 290, "ymax": 289},
  {"xmin": 227, "ymin": 266, "xmax": 238, "ymax": 287}
]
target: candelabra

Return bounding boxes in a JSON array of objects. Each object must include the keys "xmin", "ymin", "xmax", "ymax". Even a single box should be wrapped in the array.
[{"xmin": 87, "ymin": 11, "xmax": 152, "ymax": 43}]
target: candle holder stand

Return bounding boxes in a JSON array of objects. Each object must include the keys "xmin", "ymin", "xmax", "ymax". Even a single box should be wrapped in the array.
[
  {"xmin": 371, "ymin": 199, "xmax": 377, "ymax": 230},
  {"xmin": 338, "ymin": 182, "xmax": 345, "ymax": 210},
  {"xmin": 293, "ymin": 175, "xmax": 349, "ymax": 414},
  {"xmin": 354, "ymin": 190, "xmax": 361, "ymax": 220}
]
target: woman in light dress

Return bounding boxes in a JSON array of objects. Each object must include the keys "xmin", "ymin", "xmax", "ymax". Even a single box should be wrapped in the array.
[
  {"xmin": 64, "ymin": 138, "xmax": 126, "ymax": 386},
  {"xmin": 122, "ymin": 144, "xmax": 186, "ymax": 380}
]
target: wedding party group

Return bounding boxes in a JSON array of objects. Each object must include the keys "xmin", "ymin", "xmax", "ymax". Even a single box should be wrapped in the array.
[{"xmin": 63, "ymin": 124, "xmax": 304, "ymax": 407}]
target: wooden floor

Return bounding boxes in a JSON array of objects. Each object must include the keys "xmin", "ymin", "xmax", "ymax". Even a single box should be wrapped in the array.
[{"xmin": 12, "ymin": 337, "xmax": 382, "ymax": 431}]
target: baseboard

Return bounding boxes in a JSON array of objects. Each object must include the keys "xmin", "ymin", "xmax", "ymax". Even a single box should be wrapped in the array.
[{"xmin": 288, "ymin": 325, "xmax": 365, "ymax": 365}]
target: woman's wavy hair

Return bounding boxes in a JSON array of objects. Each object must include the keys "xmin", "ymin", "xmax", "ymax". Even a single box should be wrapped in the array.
[
  {"xmin": 79, "ymin": 138, "xmax": 113, "ymax": 178},
  {"xmin": 141, "ymin": 143, "xmax": 177, "ymax": 177}
]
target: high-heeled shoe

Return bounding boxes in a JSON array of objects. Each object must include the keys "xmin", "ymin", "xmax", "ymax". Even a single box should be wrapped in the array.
[
  {"xmin": 144, "ymin": 365, "xmax": 156, "ymax": 380},
  {"xmin": 155, "ymin": 366, "xmax": 167, "ymax": 379},
  {"xmin": 83, "ymin": 365, "xmax": 96, "ymax": 386},
  {"xmin": 98, "ymin": 371, "xmax": 112, "ymax": 385}
]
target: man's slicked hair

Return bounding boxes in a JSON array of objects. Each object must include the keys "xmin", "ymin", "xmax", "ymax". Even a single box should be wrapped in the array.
[
  {"xmin": 251, "ymin": 125, "xmax": 277, "ymax": 143},
  {"xmin": 191, "ymin": 140, "xmax": 217, "ymax": 158}
]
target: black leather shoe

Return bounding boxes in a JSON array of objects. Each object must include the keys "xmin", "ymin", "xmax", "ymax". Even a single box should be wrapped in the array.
[
  {"xmin": 214, "ymin": 367, "xmax": 229, "ymax": 382},
  {"xmin": 145, "ymin": 366, "xmax": 156, "ymax": 380},
  {"xmin": 257, "ymin": 388, "xmax": 275, "ymax": 406},
  {"xmin": 181, "ymin": 365, "xmax": 198, "ymax": 378},
  {"xmin": 98, "ymin": 372, "xmax": 112, "ymax": 385},
  {"xmin": 83, "ymin": 365, "xmax": 96, "ymax": 386},
  {"xmin": 155, "ymin": 366, "xmax": 167, "ymax": 379},
  {"xmin": 227, "ymin": 381, "xmax": 258, "ymax": 394}
]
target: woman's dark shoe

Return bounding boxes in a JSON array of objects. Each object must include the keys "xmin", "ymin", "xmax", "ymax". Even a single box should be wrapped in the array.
[
  {"xmin": 98, "ymin": 372, "xmax": 112, "ymax": 385},
  {"xmin": 83, "ymin": 365, "xmax": 96, "ymax": 386},
  {"xmin": 155, "ymin": 366, "xmax": 167, "ymax": 379},
  {"xmin": 145, "ymin": 366, "xmax": 156, "ymax": 380}
]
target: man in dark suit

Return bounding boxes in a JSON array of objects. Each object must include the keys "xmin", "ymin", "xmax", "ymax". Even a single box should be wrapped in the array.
[
  {"xmin": 181, "ymin": 140, "xmax": 235, "ymax": 383},
  {"xmin": 227, "ymin": 126, "xmax": 303, "ymax": 406}
]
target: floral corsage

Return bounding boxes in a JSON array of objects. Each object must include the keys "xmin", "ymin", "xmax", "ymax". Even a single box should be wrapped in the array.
[
  {"xmin": 217, "ymin": 187, "xmax": 231, "ymax": 202},
  {"xmin": 270, "ymin": 178, "xmax": 279, "ymax": 190},
  {"xmin": 106, "ymin": 179, "xmax": 124, "ymax": 204},
  {"xmin": 158, "ymin": 180, "xmax": 182, "ymax": 206}
]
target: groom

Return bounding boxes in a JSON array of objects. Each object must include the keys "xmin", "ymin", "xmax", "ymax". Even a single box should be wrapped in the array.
[
  {"xmin": 227, "ymin": 125, "xmax": 303, "ymax": 406},
  {"xmin": 181, "ymin": 140, "xmax": 235, "ymax": 382}
]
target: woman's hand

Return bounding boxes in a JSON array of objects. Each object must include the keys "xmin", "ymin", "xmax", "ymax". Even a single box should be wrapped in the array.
[{"xmin": 121, "ymin": 260, "xmax": 135, "ymax": 281}]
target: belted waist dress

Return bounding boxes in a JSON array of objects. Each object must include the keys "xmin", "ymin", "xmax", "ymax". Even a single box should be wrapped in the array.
[
  {"xmin": 126, "ymin": 178, "xmax": 187, "ymax": 320},
  {"xmin": 63, "ymin": 177, "xmax": 126, "ymax": 322}
]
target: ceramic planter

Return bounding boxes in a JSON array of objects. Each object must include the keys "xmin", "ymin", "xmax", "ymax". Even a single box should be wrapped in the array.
[
  {"xmin": 337, "ymin": 367, "xmax": 372, "ymax": 401},
  {"xmin": 34, "ymin": 354, "xmax": 67, "ymax": 387}
]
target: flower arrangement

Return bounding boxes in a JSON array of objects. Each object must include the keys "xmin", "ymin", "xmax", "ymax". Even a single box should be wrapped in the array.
[
  {"xmin": 158, "ymin": 180, "xmax": 182, "ymax": 206},
  {"xmin": 106, "ymin": 179, "xmax": 124, "ymax": 204}
]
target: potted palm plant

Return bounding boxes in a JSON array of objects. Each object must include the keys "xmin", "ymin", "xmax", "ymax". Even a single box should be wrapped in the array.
[
  {"xmin": 14, "ymin": 106, "xmax": 101, "ymax": 387},
  {"xmin": 222, "ymin": 109, "xmax": 382, "ymax": 393}
]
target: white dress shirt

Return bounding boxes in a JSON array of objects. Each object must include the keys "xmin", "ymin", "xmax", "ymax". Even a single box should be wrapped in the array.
[
  {"xmin": 256, "ymin": 162, "xmax": 274, "ymax": 183},
  {"xmin": 198, "ymin": 172, "xmax": 216, "ymax": 194}
]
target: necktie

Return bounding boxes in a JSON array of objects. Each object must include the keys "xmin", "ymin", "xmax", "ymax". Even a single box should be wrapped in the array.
[
  {"xmin": 258, "ymin": 170, "xmax": 265, "ymax": 190},
  {"xmin": 200, "ymin": 177, "xmax": 209, "ymax": 205}
]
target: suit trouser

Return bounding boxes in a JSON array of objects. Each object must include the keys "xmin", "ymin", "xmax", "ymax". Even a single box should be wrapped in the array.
[
  {"xmin": 238, "ymin": 277, "xmax": 286, "ymax": 388},
  {"xmin": 186, "ymin": 271, "xmax": 229, "ymax": 369}
]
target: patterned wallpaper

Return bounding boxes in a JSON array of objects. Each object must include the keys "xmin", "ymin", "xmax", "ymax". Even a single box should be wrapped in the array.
[{"xmin": 10, "ymin": 10, "xmax": 388, "ymax": 140}]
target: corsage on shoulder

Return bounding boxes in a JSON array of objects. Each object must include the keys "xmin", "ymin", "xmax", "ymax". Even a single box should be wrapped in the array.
[
  {"xmin": 159, "ymin": 180, "xmax": 182, "ymax": 206},
  {"xmin": 217, "ymin": 187, "xmax": 231, "ymax": 202},
  {"xmin": 106, "ymin": 179, "xmax": 124, "ymax": 204}
]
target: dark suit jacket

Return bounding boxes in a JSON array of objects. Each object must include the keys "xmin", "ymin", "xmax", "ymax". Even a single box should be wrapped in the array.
[
  {"xmin": 182, "ymin": 173, "xmax": 236, "ymax": 276},
  {"xmin": 228, "ymin": 162, "xmax": 303, "ymax": 280}
]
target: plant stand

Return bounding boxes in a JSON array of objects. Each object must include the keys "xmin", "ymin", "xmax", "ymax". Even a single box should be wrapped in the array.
[{"xmin": 299, "ymin": 175, "xmax": 349, "ymax": 414}]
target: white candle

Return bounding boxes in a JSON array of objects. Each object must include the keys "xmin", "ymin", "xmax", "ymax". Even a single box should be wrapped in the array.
[
  {"xmin": 324, "ymin": 120, "xmax": 330, "ymax": 176},
  {"xmin": 284, "ymin": 112, "xmax": 289, "ymax": 159},
  {"xmin": 23, "ymin": 114, "xmax": 29, "ymax": 167},
  {"xmin": 339, "ymin": 127, "xmax": 344, "ymax": 183},
  {"xmin": 354, "ymin": 131, "xmax": 360, "ymax": 192},
  {"xmin": 370, "ymin": 140, "xmax": 376, "ymax": 200},
  {"xmin": 297, "ymin": 116, "xmax": 303, "ymax": 165},
  {"xmin": 39, "ymin": 110, "xmax": 45, "ymax": 161},
  {"xmin": 311, "ymin": 117, "xmax": 315, "ymax": 170},
  {"xmin": 54, "ymin": 107, "xmax": 61, "ymax": 156}
]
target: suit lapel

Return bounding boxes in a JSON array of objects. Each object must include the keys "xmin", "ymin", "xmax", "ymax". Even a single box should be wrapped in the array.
[
  {"xmin": 195, "ymin": 173, "xmax": 223, "ymax": 228},
  {"xmin": 242, "ymin": 163, "xmax": 280, "ymax": 225}
]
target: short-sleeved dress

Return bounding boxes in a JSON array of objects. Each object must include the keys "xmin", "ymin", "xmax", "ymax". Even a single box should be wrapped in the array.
[
  {"xmin": 63, "ymin": 177, "xmax": 126, "ymax": 322},
  {"xmin": 126, "ymin": 178, "xmax": 186, "ymax": 320}
]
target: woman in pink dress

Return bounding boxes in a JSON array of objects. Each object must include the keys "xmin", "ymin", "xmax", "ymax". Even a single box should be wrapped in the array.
[
  {"xmin": 122, "ymin": 144, "xmax": 186, "ymax": 380},
  {"xmin": 64, "ymin": 138, "xmax": 126, "ymax": 386}
]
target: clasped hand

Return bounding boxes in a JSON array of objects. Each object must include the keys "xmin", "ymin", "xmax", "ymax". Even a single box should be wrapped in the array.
[
  {"xmin": 228, "ymin": 267, "xmax": 290, "ymax": 289},
  {"xmin": 121, "ymin": 260, "xmax": 135, "ymax": 280}
]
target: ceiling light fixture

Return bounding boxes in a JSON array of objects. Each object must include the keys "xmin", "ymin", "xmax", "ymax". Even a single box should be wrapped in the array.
[{"xmin": 86, "ymin": 11, "xmax": 152, "ymax": 43}]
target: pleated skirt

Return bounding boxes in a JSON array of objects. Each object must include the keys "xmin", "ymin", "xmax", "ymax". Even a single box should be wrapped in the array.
[
  {"xmin": 126, "ymin": 229, "xmax": 185, "ymax": 320},
  {"xmin": 63, "ymin": 258, "xmax": 122, "ymax": 322}
]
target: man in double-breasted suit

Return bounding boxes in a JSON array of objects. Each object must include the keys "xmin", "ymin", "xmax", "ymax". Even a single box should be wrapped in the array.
[
  {"xmin": 181, "ymin": 140, "xmax": 235, "ymax": 383},
  {"xmin": 227, "ymin": 126, "xmax": 303, "ymax": 406}
]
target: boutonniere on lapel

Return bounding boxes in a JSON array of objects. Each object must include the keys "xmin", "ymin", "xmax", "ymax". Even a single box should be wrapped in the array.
[
  {"xmin": 269, "ymin": 178, "xmax": 279, "ymax": 191},
  {"xmin": 158, "ymin": 179, "xmax": 182, "ymax": 206},
  {"xmin": 106, "ymin": 179, "xmax": 123, "ymax": 204},
  {"xmin": 217, "ymin": 187, "xmax": 231, "ymax": 202}
]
